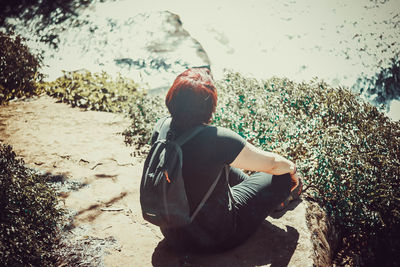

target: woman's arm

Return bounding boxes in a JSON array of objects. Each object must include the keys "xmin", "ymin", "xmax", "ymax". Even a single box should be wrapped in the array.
[{"xmin": 230, "ymin": 142, "xmax": 296, "ymax": 175}]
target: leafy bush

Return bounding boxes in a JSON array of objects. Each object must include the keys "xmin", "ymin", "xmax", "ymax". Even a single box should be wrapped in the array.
[
  {"xmin": 0, "ymin": 0, "xmax": 77, "ymax": 26},
  {"xmin": 41, "ymin": 69, "xmax": 168, "ymax": 149},
  {"xmin": 122, "ymin": 94, "xmax": 168, "ymax": 148},
  {"xmin": 0, "ymin": 0, "xmax": 92, "ymax": 47},
  {"xmin": 213, "ymin": 72, "xmax": 400, "ymax": 266},
  {"xmin": 41, "ymin": 69, "xmax": 143, "ymax": 113},
  {"xmin": 0, "ymin": 31, "xmax": 43, "ymax": 104},
  {"xmin": 0, "ymin": 143, "xmax": 63, "ymax": 266},
  {"xmin": 355, "ymin": 58, "xmax": 400, "ymax": 107},
  {"xmin": 121, "ymin": 71, "xmax": 400, "ymax": 266}
]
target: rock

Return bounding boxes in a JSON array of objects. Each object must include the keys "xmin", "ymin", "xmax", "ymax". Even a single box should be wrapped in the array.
[{"xmin": 8, "ymin": 8, "xmax": 210, "ymax": 91}]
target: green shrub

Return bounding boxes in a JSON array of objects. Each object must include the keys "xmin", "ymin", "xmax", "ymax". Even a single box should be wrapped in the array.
[
  {"xmin": 121, "ymin": 71, "xmax": 400, "ymax": 266},
  {"xmin": 0, "ymin": 1, "xmax": 92, "ymax": 48},
  {"xmin": 213, "ymin": 72, "xmax": 400, "ymax": 266},
  {"xmin": 0, "ymin": 0, "xmax": 90, "ymax": 24},
  {"xmin": 0, "ymin": 143, "xmax": 63, "ymax": 266},
  {"xmin": 41, "ymin": 69, "xmax": 143, "ymax": 113},
  {"xmin": 355, "ymin": 58, "xmax": 400, "ymax": 107},
  {"xmin": 122, "ymin": 94, "xmax": 168, "ymax": 148},
  {"xmin": 41, "ymin": 69, "xmax": 168, "ymax": 149},
  {"xmin": 0, "ymin": 31, "xmax": 43, "ymax": 104}
]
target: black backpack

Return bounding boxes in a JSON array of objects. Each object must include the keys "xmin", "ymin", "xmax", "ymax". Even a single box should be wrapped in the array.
[{"xmin": 140, "ymin": 117, "xmax": 227, "ymax": 228}]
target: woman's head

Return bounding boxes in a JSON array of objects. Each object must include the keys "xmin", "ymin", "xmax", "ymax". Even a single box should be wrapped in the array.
[{"xmin": 165, "ymin": 67, "xmax": 217, "ymax": 129}]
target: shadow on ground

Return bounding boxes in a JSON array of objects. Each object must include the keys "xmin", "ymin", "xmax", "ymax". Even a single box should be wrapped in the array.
[
  {"xmin": 152, "ymin": 220, "xmax": 299, "ymax": 267},
  {"xmin": 74, "ymin": 192, "xmax": 128, "ymax": 223}
]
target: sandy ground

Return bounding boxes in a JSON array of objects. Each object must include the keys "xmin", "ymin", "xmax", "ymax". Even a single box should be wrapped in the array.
[{"xmin": 0, "ymin": 95, "xmax": 316, "ymax": 266}]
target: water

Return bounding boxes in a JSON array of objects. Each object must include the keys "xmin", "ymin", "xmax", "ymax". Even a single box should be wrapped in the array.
[{"xmin": 4, "ymin": 0, "xmax": 400, "ymax": 119}]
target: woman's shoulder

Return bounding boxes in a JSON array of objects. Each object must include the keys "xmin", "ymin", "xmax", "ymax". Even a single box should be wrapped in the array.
[
  {"xmin": 212, "ymin": 125, "xmax": 239, "ymax": 134},
  {"xmin": 203, "ymin": 125, "xmax": 245, "ymax": 142}
]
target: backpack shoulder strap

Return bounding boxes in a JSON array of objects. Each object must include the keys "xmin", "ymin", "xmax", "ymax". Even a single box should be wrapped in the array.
[
  {"xmin": 190, "ymin": 164, "xmax": 227, "ymax": 222},
  {"xmin": 175, "ymin": 124, "xmax": 207, "ymax": 146},
  {"xmin": 151, "ymin": 116, "xmax": 171, "ymax": 140}
]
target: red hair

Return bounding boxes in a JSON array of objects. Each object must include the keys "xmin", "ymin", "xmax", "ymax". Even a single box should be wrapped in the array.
[{"xmin": 165, "ymin": 67, "xmax": 217, "ymax": 129}]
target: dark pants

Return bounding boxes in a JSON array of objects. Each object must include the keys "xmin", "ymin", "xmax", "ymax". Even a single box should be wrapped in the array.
[
  {"xmin": 215, "ymin": 167, "xmax": 292, "ymax": 251},
  {"xmin": 161, "ymin": 167, "xmax": 292, "ymax": 252}
]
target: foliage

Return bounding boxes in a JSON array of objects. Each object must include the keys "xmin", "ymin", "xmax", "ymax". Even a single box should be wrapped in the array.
[
  {"xmin": 121, "ymin": 71, "xmax": 400, "ymax": 266},
  {"xmin": 0, "ymin": 143, "xmax": 63, "ymax": 266},
  {"xmin": 40, "ymin": 69, "xmax": 168, "ymax": 148},
  {"xmin": 355, "ymin": 58, "xmax": 400, "ymax": 108},
  {"xmin": 122, "ymin": 94, "xmax": 168, "ymax": 148},
  {"xmin": 0, "ymin": 0, "xmax": 82, "ymax": 25},
  {"xmin": 41, "ymin": 69, "xmax": 143, "ymax": 113},
  {"xmin": 213, "ymin": 72, "xmax": 400, "ymax": 266},
  {"xmin": 0, "ymin": 0, "xmax": 92, "ymax": 47},
  {"xmin": 0, "ymin": 31, "xmax": 43, "ymax": 104}
]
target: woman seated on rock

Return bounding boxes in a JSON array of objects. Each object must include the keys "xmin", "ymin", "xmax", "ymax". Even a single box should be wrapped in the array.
[{"xmin": 148, "ymin": 67, "xmax": 302, "ymax": 252}]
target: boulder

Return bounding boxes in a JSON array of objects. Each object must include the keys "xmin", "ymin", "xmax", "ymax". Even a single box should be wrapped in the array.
[{"xmin": 8, "ymin": 10, "xmax": 210, "ymax": 91}]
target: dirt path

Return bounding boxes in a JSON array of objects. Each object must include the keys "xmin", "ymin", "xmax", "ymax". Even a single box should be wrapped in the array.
[{"xmin": 0, "ymin": 95, "xmax": 316, "ymax": 266}]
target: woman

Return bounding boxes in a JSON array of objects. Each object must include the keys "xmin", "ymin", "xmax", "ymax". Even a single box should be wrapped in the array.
[{"xmin": 151, "ymin": 67, "xmax": 302, "ymax": 252}]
